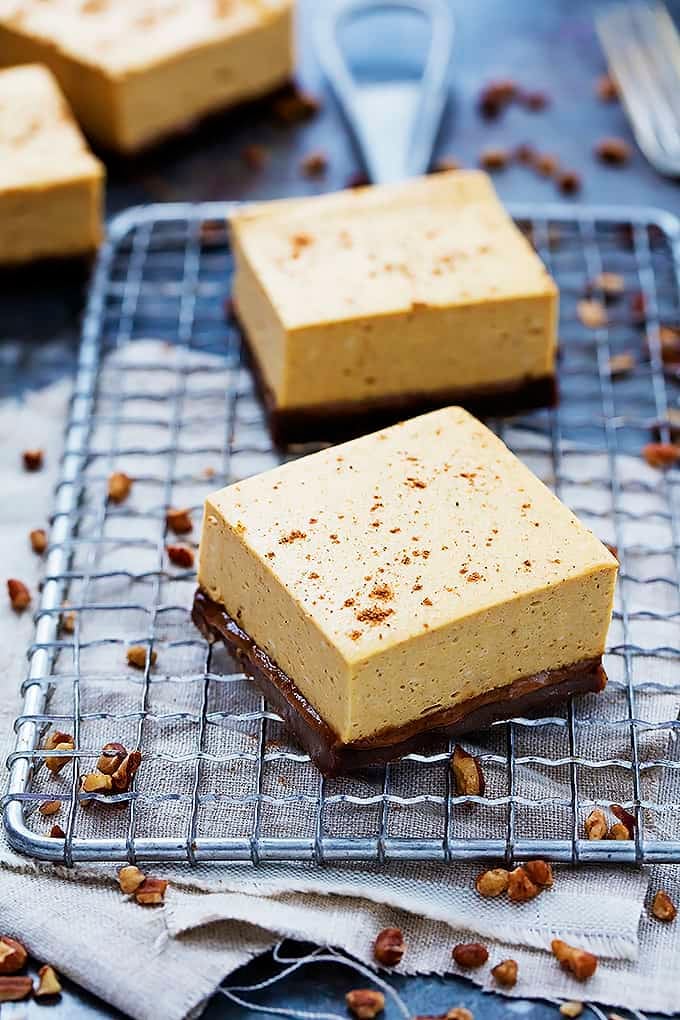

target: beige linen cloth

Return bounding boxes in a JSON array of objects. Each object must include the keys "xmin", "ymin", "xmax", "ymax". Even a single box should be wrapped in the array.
[{"xmin": 1, "ymin": 343, "xmax": 679, "ymax": 1020}]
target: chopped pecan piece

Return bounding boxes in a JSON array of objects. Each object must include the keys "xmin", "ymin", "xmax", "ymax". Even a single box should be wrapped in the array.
[
  {"xmin": 520, "ymin": 89, "xmax": 548, "ymax": 111},
  {"xmin": 346, "ymin": 989, "xmax": 385, "ymax": 1019},
  {"xmin": 81, "ymin": 772, "xmax": 113, "ymax": 794},
  {"xmin": 479, "ymin": 147, "xmax": 509, "ymax": 171},
  {"xmin": 0, "ymin": 937, "xmax": 27, "ymax": 975},
  {"xmin": 166, "ymin": 543, "xmax": 195, "ymax": 567},
  {"xmin": 49, "ymin": 824, "xmax": 66, "ymax": 839},
  {"xmin": 7, "ymin": 578, "xmax": 31, "ymax": 612},
  {"xmin": 373, "ymin": 927, "xmax": 406, "ymax": 966},
  {"xmin": 61, "ymin": 608, "xmax": 76, "ymax": 634},
  {"xmin": 118, "ymin": 865, "xmax": 146, "ymax": 895},
  {"xmin": 475, "ymin": 868, "xmax": 509, "ymax": 898},
  {"xmin": 300, "ymin": 150, "xmax": 328, "ymax": 177},
  {"xmin": 0, "ymin": 976, "xmax": 33, "ymax": 1002},
  {"xmin": 166, "ymin": 507, "xmax": 193, "ymax": 534},
  {"xmin": 595, "ymin": 136, "xmax": 631, "ymax": 165},
  {"xmin": 577, "ymin": 299, "xmax": 607, "ymax": 329},
  {"xmin": 514, "ymin": 142, "xmax": 535, "ymax": 164},
  {"xmin": 523, "ymin": 860, "xmax": 553, "ymax": 888},
  {"xmin": 478, "ymin": 79, "xmax": 517, "ymax": 117},
  {"xmin": 272, "ymin": 86, "xmax": 320, "ymax": 123},
  {"xmin": 135, "ymin": 877, "xmax": 168, "ymax": 905},
  {"xmin": 44, "ymin": 732, "xmax": 75, "ymax": 774},
  {"xmin": 451, "ymin": 942, "xmax": 488, "ymax": 968},
  {"xmin": 596, "ymin": 73, "xmax": 618, "ymax": 101},
  {"xmin": 551, "ymin": 939, "xmax": 598, "ymax": 980},
  {"xmin": 651, "ymin": 890, "xmax": 677, "ymax": 922},
  {"xmin": 592, "ymin": 271, "xmax": 625, "ymax": 301},
  {"xmin": 611, "ymin": 804, "xmax": 636, "ymax": 837},
  {"xmin": 559, "ymin": 1003, "xmax": 584, "ymax": 1018},
  {"xmin": 643, "ymin": 442, "xmax": 680, "ymax": 469},
  {"xmin": 433, "ymin": 156, "xmax": 462, "ymax": 172},
  {"xmin": 112, "ymin": 750, "xmax": 142, "ymax": 793},
  {"xmin": 38, "ymin": 800, "xmax": 61, "ymax": 817},
  {"xmin": 29, "ymin": 528, "xmax": 48, "ymax": 554},
  {"xmin": 507, "ymin": 866, "xmax": 539, "ymax": 903},
  {"xmin": 659, "ymin": 324, "xmax": 680, "ymax": 364},
  {"xmin": 22, "ymin": 448, "xmax": 44, "ymax": 472},
  {"xmin": 35, "ymin": 964, "xmax": 62, "ymax": 998},
  {"xmin": 608, "ymin": 822, "xmax": 630, "ymax": 840},
  {"xmin": 126, "ymin": 645, "xmax": 157, "ymax": 670},
  {"xmin": 97, "ymin": 742, "xmax": 127, "ymax": 776},
  {"xmin": 445, "ymin": 1010, "xmax": 473, "ymax": 1020},
  {"xmin": 557, "ymin": 171, "xmax": 581, "ymax": 195},
  {"xmin": 608, "ymin": 352, "xmax": 635, "ymax": 377},
  {"xmin": 108, "ymin": 471, "xmax": 133, "ymax": 503},
  {"xmin": 491, "ymin": 959, "xmax": 518, "ymax": 987},
  {"xmin": 584, "ymin": 808, "xmax": 608, "ymax": 840},
  {"xmin": 451, "ymin": 745, "xmax": 485, "ymax": 797},
  {"xmin": 534, "ymin": 153, "xmax": 559, "ymax": 177}
]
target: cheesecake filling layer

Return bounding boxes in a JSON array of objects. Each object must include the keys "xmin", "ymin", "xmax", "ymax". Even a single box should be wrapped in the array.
[{"xmin": 197, "ymin": 407, "xmax": 618, "ymax": 747}]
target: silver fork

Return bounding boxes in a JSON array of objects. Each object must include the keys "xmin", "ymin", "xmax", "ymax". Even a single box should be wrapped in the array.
[{"xmin": 597, "ymin": 2, "xmax": 680, "ymax": 176}]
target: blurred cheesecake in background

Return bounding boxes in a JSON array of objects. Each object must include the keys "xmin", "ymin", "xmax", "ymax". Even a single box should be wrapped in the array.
[
  {"xmin": 229, "ymin": 170, "xmax": 559, "ymax": 445},
  {"xmin": 0, "ymin": 0, "xmax": 294, "ymax": 153},
  {"xmin": 0, "ymin": 64, "xmax": 103, "ymax": 264}
]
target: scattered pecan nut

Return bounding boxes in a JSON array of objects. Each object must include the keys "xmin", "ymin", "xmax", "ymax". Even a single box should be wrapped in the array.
[
  {"xmin": 445, "ymin": 1010, "xmax": 473, "ymax": 1020},
  {"xmin": 584, "ymin": 808, "xmax": 608, "ymax": 840},
  {"xmin": 595, "ymin": 136, "xmax": 631, "ymax": 165},
  {"xmin": 22, "ymin": 448, "xmax": 44, "ymax": 472},
  {"xmin": 491, "ymin": 959, "xmax": 518, "ymax": 987},
  {"xmin": 451, "ymin": 745, "xmax": 485, "ymax": 797},
  {"xmin": 478, "ymin": 79, "xmax": 517, "ymax": 117},
  {"xmin": 475, "ymin": 868, "xmax": 509, "ymax": 898},
  {"xmin": 631, "ymin": 290, "xmax": 647, "ymax": 322},
  {"xmin": 611, "ymin": 804, "xmax": 636, "ymax": 838},
  {"xmin": 7, "ymin": 578, "xmax": 31, "ymax": 612},
  {"xmin": 29, "ymin": 528, "xmax": 48, "ymax": 554},
  {"xmin": 35, "ymin": 964, "xmax": 62, "ymax": 998},
  {"xmin": 592, "ymin": 271, "xmax": 625, "ymax": 301},
  {"xmin": 126, "ymin": 645, "xmax": 157, "ymax": 670},
  {"xmin": 166, "ymin": 543, "xmax": 195, "ymax": 568},
  {"xmin": 373, "ymin": 927, "xmax": 406, "ymax": 966},
  {"xmin": 81, "ymin": 772, "xmax": 113, "ymax": 794},
  {"xmin": 514, "ymin": 142, "xmax": 535, "ymax": 164},
  {"xmin": 38, "ymin": 800, "xmax": 61, "ymax": 817},
  {"xmin": 300, "ymin": 150, "xmax": 328, "ymax": 177},
  {"xmin": 241, "ymin": 144, "xmax": 269, "ymax": 170},
  {"xmin": 0, "ymin": 937, "xmax": 27, "ymax": 975},
  {"xmin": 557, "ymin": 171, "xmax": 581, "ymax": 195},
  {"xmin": 61, "ymin": 608, "xmax": 76, "ymax": 634},
  {"xmin": 551, "ymin": 939, "xmax": 598, "ymax": 980},
  {"xmin": 577, "ymin": 298, "xmax": 607, "ymax": 329},
  {"xmin": 479, "ymin": 147, "xmax": 509, "ymax": 171},
  {"xmin": 659, "ymin": 324, "xmax": 680, "ymax": 364},
  {"xmin": 112, "ymin": 750, "xmax": 142, "ymax": 793},
  {"xmin": 520, "ymin": 89, "xmax": 548, "ymax": 111},
  {"xmin": 596, "ymin": 73, "xmax": 618, "ymax": 102},
  {"xmin": 118, "ymin": 865, "xmax": 146, "ymax": 895},
  {"xmin": 166, "ymin": 507, "xmax": 193, "ymax": 534},
  {"xmin": 608, "ymin": 352, "xmax": 635, "ymax": 377},
  {"xmin": 345, "ymin": 989, "xmax": 385, "ymax": 1019},
  {"xmin": 272, "ymin": 86, "xmax": 321, "ymax": 123},
  {"xmin": 108, "ymin": 471, "xmax": 133, "ymax": 503},
  {"xmin": 507, "ymin": 866, "xmax": 539, "ymax": 903},
  {"xmin": 49, "ymin": 824, "xmax": 66, "ymax": 839},
  {"xmin": 560, "ymin": 1003, "xmax": 584, "ymax": 1018},
  {"xmin": 534, "ymin": 153, "xmax": 559, "ymax": 177},
  {"xmin": 0, "ymin": 976, "xmax": 33, "ymax": 1002},
  {"xmin": 44, "ymin": 732, "xmax": 74, "ymax": 774},
  {"xmin": 651, "ymin": 890, "xmax": 677, "ymax": 922},
  {"xmin": 135, "ymin": 877, "xmax": 168, "ymax": 906},
  {"xmin": 97, "ymin": 742, "xmax": 128, "ymax": 776},
  {"xmin": 451, "ymin": 942, "xmax": 488, "ymax": 969},
  {"xmin": 643, "ymin": 442, "xmax": 680, "ymax": 470},
  {"xmin": 523, "ymin": 860, "xmax": 553, "ymax": 888}
]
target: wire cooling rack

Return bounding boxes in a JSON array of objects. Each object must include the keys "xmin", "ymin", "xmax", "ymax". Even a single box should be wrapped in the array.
[{"xmin": 4, "ymin": 201, "xmax": 680, "ymax": 866}]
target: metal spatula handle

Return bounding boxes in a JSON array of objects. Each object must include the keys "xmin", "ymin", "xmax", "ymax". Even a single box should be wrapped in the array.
[{"xmin": 315, "ymin": 0, "xmax": 455, "ymax": 185}]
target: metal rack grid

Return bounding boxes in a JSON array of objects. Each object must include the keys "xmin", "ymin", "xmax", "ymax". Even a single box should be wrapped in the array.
[{"xmin": 4, "ymin": 200, "xmax": 680, "ymax": 866}]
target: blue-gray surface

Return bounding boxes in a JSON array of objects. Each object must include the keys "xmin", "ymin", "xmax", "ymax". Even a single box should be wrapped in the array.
[{"xmin": 2, "ymin": 0, "xmax": 679, "ymax": 1016}]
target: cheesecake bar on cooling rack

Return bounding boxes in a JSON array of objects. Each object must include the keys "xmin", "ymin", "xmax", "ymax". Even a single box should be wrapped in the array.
[
  {"xmin": 0, "ymin": 64, "xmax": 103, "ymax": 264},
  {"xmin": 229, "ymin": 170, "xmax": 559, "ymax": 445},
  {"xmin": 193, "ymin": 406, "xmax": 617, "ymax": 776},
  {"xmin": 0, "ymin": 0, "xmax": 294, "ymax": 153}
]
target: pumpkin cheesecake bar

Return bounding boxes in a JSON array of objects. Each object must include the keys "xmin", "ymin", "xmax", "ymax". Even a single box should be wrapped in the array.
[
  {"xmin": 230, "ymin": 170, "xmax": 558, "ymax": 444},
  {"xmin": 0, "ymin": 0, "xmax": 294, "ymax": 153},
  {"xmin": 193, "ymin": 406, "xmax": 617, "ymax": 775},
  {"xmin": 0, "ymin": 64, "xmax": 103, "ymax": 265}
]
